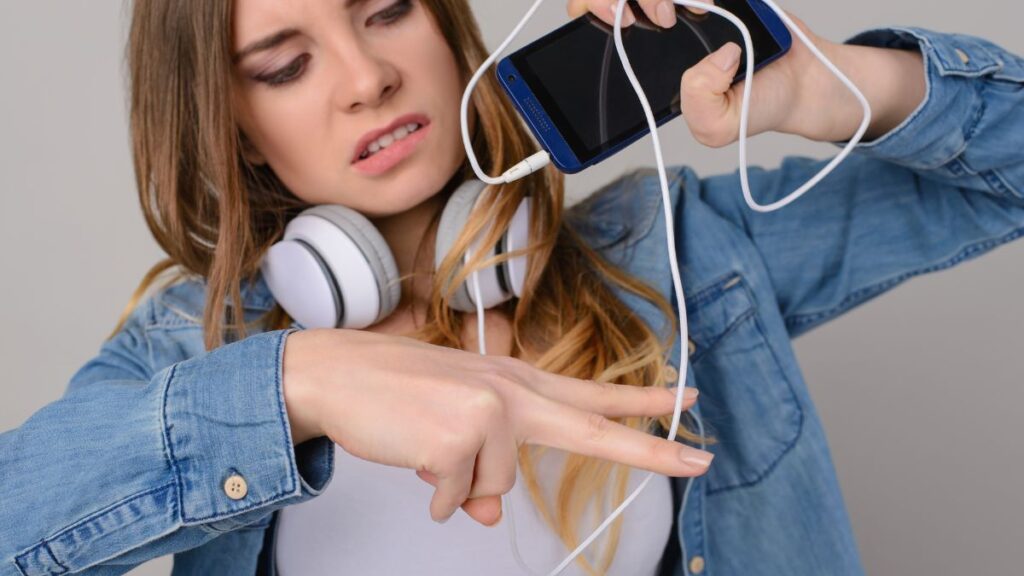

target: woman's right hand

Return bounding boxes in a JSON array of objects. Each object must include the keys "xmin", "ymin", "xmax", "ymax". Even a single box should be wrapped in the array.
[{"xmin": 281, "ymin": 328, "xmax": 709, "ymax": 527}]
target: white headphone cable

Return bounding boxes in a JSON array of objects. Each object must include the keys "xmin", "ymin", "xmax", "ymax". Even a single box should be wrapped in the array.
[{"xmin": 459, "ymin": 1, "xmax": 871, "ymax": 574}]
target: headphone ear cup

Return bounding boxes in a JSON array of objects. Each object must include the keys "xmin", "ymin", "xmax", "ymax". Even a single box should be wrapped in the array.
[
  {"xmin": 435, "ymin": 180, "xmax": 484, "ymax": 312},
  {"xmin": 262, "ymin": 234, "xmax": 343, "ymax": 330},
  {"xmin": 435, "ymin": 179, "xmax": 529, "ymax": 312},
  {"xmin": 303, "ymin": 205, "xmax": 401, "ymax": 327},
  {"xmin": 305, "ymin": 205, "xmax": 401, "ymax": 322},
  {"xmin": 503, "ymin": 198, "xmax": 531, "ymax": 298},
  {"xmin": 262, "ymin": 205, "xmax": 400, "ymax": 329}
]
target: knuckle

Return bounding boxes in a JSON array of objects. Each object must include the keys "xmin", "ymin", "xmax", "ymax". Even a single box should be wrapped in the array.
[
  {"xmin": 681, "ymin": 69, "xmax": 712, "ymax": 94},
  {"xmin": 640, "ymin": 384, "xmax": 662, "ymax": 408},
  {"xmin": 481, "ymin": 357, "xmax": 535, "ymax": 393},
  {"xmin": 649, "ymin": 438, "xmax": 670, "ymax": 465},
  {"xmin": 707, "ymin": 130, "xmax": 736, "ymax": 149},
  {"xmin": 593, "ymin": 380, "xmax": 620, "ymax": 411},
  {"xmin": 467, "ymin": 388, "xmax": 505, "ymax": 420},
  {"xmin": 691, "ymin": 126, "xmax": 729, "ymax": 148},
  {"xmin": 499, "ymin": 468, "xmax": 517, "ymax": 494},
  {"xmin": 473, "ymin": 466, "xmax": 517, "ymax": 497},
  {"xmin": 504, "ymin": 474, "xmax": 517, "ymax": 493},
  {"xmin": 680, "ymin": 67, "xmax": 697, "ymax": 86},
  {"xmin": 584, "ymin": 412, "xmax": 612, "ymax": 443},
  {"xmin": 491, "ymin": 355, "xmax": 525, "ymax": 370},
  {"xmin": 688, "ymin": 124, "xmax": 712, "ymax": 142},
  {"xmin": 484, "ymin": 356, "xmax": 523, "ymax": 380}
]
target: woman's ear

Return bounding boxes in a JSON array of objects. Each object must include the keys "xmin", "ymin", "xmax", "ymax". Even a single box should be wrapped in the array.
[{"xmin": 239, "ymin": 131, "xmax": 267, "ymax": 166}]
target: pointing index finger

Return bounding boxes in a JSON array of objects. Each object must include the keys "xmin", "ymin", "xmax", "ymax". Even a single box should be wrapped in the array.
[
  {"xmin": 522, "ymin": 395, "xmax": 714, "ymax": 477},
  {"xmin": 531, "ymin": 372, "xmax": 698, "ymax": 418}
]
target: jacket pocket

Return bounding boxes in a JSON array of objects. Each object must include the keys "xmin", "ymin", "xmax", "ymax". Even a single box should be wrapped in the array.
[{"xmin": 686, "ymin": 273, "xmax": 803, "ymax": 495}]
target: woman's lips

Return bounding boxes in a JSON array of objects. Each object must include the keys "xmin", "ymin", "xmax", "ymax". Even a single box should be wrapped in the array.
[
  {"xmin": 351, "ymin": 113, "xmax": 431, "ymax": 164},
  {"xmin": 351, "ymin": 122, "xmax": 431, "ymax": 177}
]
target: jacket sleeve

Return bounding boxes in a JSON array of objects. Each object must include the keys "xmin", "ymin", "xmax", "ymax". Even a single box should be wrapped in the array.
[
  {"xmin": 0, "ymin": 296, "xmax": 334, "ymax": 576},
  {"xmin": 692, "ymin": 27, "xmax": 1024, "ymax": 338}
]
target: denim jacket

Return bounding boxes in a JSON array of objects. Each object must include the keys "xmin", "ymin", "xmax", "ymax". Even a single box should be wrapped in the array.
[{"xmin": 3, "ymin": 27, "xmax": 1023, "ymax": 576}]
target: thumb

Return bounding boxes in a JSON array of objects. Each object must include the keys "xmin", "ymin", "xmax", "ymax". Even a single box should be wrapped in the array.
[{"xmin": 680, "ymin": 42, "xmax": 743, "ymax": 148}]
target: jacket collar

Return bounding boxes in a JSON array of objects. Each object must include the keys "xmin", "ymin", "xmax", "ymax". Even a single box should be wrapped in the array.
[{"xmin": 237, "ymin": 271, "xmax": 277, "ymax": 312}]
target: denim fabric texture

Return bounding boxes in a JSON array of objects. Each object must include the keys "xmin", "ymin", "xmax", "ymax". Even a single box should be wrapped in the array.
[{"xmin": 2, "ymin": 27, "xmax": 1022, "ymax": 576}]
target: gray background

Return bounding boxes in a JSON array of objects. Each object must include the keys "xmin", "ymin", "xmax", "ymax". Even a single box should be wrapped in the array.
[{"xmin": 1, "ymin": 1, "xmax": 1021, "ymax": 574}]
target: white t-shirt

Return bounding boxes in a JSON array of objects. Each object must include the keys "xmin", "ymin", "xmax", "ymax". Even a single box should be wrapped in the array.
[{"xmin": 276, "ymin": 441, "xmax": 673, "ymax": 575}]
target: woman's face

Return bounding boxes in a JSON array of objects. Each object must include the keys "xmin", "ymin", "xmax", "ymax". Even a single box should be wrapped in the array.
[{"xmin": 232, "ymin": 0, "xmax": 466, "ymax": 217}]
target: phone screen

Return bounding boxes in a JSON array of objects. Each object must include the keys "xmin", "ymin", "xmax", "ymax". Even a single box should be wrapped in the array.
[{"xmin": 506, "ymin": 0, "xmax": 784, "ymax": 163}]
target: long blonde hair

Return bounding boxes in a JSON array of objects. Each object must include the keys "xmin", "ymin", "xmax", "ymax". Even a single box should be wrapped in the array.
[{"xmin": 121, "ymin": 1, "xmax": 701, "ymax": 572}]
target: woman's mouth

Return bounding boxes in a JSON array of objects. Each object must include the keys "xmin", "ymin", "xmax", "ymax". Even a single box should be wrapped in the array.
[{"xmin": 352, "ymin": 115, "xmax": 431, "ymax": 176}]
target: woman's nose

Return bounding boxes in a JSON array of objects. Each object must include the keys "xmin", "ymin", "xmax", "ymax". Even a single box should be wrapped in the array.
[{"xmin": 331, "ymin": 41, "xmax": 401, "ymax": 113}]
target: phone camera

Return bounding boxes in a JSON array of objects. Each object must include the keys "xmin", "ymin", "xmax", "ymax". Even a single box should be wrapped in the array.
[{"xmin": 507, "ymin": 74, "xmax": 516, "ymax": 83}]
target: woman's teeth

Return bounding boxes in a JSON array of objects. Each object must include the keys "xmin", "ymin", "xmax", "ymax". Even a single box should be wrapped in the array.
[{"xmin": 359, "ymin": 123, "xmax": 422, "ymax": 160}]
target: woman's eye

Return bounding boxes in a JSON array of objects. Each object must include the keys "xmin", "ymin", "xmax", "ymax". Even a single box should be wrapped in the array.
[
  {"xmin": 250, "ymin": 0, "xmax": 411, "ymax": 89},
  {"xmin": 256, "ymin": 54, "xmax": 310, "ymax": 87},
  {"xmin": 369, "ymin": 0, "xmax": 413, "ymax": 26}
]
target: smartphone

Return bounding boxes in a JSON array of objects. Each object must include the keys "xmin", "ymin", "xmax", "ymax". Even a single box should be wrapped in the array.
[{"xmin": 496, "ymin": 0, "xmax": 792, "ymax": 173}]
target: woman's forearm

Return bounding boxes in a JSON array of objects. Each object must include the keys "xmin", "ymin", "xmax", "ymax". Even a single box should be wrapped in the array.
[{"xmin": 807, "ymin": 41, "xmax": 927, "ymax": 142}]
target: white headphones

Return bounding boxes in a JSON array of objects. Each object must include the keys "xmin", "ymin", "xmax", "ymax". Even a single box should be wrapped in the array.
[{"xmin": 260, "ymin": 178, "xmax": 532, "ymax": 330}]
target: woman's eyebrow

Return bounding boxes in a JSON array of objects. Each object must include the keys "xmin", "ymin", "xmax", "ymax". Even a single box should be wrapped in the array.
[
  {"xmin": 233, "ymin": 29, "xmax": 301, "ymax": 64},
  {"xmin": 232, "ymin": 0, "xmax": 374, "ymax": 64}
]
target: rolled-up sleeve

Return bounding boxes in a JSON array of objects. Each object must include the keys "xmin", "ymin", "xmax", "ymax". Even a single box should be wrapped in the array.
[
  {"xmin": 844, "ymin": 26, "xmax": 1024, "ymax": 200},
  {"xmin": 691, "ymin": 27, "xmax": 1024, "ymax": 338},
  {"xmin": 1, "ymin": 299, "xmax": 334, "ymax": 576}
]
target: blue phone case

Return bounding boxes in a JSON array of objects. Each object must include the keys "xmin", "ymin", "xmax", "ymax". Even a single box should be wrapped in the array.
[{"xmin": 496, "ymin": 0, "xmax": 792, "ymax": 173}]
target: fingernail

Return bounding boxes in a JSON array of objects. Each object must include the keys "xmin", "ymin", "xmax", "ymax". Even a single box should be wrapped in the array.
[
  {"xmin": 656, "ymin": 1, "xmax": 676, "ymax": 28},
  {"xmin": 711, "ymin": 42, "xmax": 742, "ymax": 71},
  {"xmin": 608, "ymin": 2, "xmax": 635, "ymax": 26},
  {"xmin": 437, "ymin": 513, "xmax": 451, "ymax": 524},
  {"xmin": 680, "ymin": 449, "xmax": 714, "ymax": 468}
]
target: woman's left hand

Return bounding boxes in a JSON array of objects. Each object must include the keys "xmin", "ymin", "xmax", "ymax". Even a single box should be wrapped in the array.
[
  {"xmin": 566, "ymin": 1, "xmax": 926, "ymax": 146},
  {"xmin": 673, "ymin": 12, "xmax": 869, "ymax": 147}
]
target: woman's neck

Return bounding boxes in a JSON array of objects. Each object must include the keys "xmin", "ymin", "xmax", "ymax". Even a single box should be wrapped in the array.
[{"xmin": 369, "ymin": 170, "xmax": 464, "ymax": 312}]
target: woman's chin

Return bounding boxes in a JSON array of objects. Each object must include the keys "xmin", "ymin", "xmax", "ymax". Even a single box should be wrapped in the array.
[{"xmin": 355, "ymin": 184, "xmax": 446, "ymax": 220}]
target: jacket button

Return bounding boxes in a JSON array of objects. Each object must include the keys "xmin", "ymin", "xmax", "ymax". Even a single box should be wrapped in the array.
[
  {"xmin": 662, "ymin": 364, "xmax": 679, "ymax": 384},
  {"xmin": 688, "ymin": 554, "xmax": 706, "ymax": 574},
  {"xmin": 687, "ymin": 338, "xmax": 697, "ymax": 356},
  {"xmin": 955, "ymin": 48, "xmax": 970, "ymax": 64},
  {"xmin": 224, "ymin": 474, "xmax": 248, "ymax": 500}
]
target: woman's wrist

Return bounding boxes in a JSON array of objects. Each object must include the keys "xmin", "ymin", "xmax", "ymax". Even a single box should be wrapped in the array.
[
  {"xmin": 283, "ymin": 329, "xmax": 326, "ymax": 446},
  {"xmin": 783, "ymin": 40, "xmax": 926, "ymax": 143}
]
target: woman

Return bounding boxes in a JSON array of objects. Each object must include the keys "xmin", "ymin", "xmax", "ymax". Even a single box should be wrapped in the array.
[{"xmin": 1, "ymin": 0, "xmax": 1021, "ymax": 574}]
